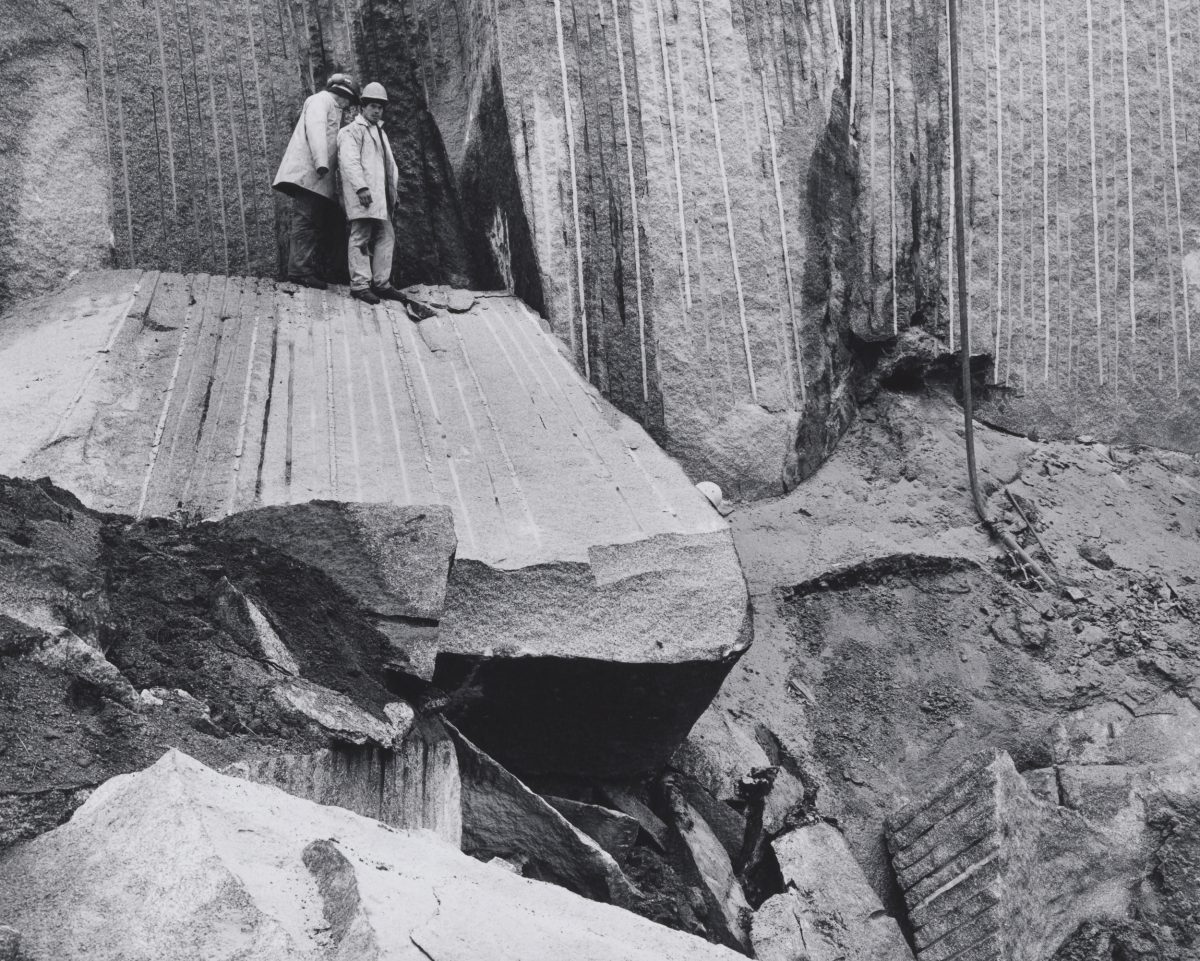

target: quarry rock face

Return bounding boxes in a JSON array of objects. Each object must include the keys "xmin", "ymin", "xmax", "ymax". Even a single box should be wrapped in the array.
[
  {"xmin": 0, "ymin": 1, "xmax": 112, "ymax": 308},
  {"xmin": 410, "ymin": 0, "xmax": 861, "ymax": 497},
  {"xmin": 9, "ymin": 0, "xmax": 480, "ymax": 298},
  {"xmin": 7, "ymin": 0, "xmax": 1200, "ymax": 483},
  {"xmin": 0, "ymin": 271, "xmax": 750, "ymax": 778},
  {"xmin": 0, "ymin": 750, "xmax": 746, "ymax": 961}
]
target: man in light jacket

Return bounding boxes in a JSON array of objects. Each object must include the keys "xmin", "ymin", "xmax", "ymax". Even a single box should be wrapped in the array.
[
  {"xmin": 272, "ymin": 73, "xmax": 359, "ymax": 289},
  {"xmin": 337, "ymin": 82, "xmax": 405, "ymax": 305}
]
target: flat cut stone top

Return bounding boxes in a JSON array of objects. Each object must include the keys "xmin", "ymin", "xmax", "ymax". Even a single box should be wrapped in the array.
[{"xmin": 0, "ymin": 271, "xmax": 726, "ymax": 570}]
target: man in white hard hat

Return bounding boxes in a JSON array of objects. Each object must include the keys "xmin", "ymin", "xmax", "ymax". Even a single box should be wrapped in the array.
[
  {"xmin": 272, "ymin": 73, "xmax": 360, "ymax": 290},
  {"xmin": 337, "ymin": 82, "xmax": 405, "ymax": 305}
]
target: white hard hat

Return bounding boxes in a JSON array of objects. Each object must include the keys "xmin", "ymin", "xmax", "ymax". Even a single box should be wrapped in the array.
[
  {"xmin": 696, "ymin": 481, "xmax": 733, "ymax": 517},
  {"xmin": 360, "ymin": 81, "xmax": 389, "ymax": 104}
]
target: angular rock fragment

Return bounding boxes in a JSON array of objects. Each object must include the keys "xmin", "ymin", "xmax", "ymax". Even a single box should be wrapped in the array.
[
  {"xmin": 21, "ymin": 627, "xmax": 140, "ymax": 711},
  {"xmin": 599, "ymin": 784, "xmax": 672, "ymax": 852},
  {"xmin": 751, "ymin": 895, "xmax": 806, "ymax": 961},
  {"xmin": 0, "ymin": 751, "xmax": 745, "ymax": 961},
  {"xmin": 544, "ymin": 796, "xmax": 641, "ymax": 867},
  {"xmin": 671, "ymin": 708, "xmax": 774, "ymax": 804},
  {"xmin": 271, "ymin": 676, "xmax": 405, "ymax": 748},
  {"xmin": 886, "ymin": 751, "xmax": 1142, "ymax": 961},
  {"xmin": 662, "ymin": 775, "xmax": 753, "ymax": 952},
  {"xmin": 209, "ymin": 577, "xmax": 299, "ymax": 675},
  {"xmin": 447, "ymin": 723, "xmax": 640, "ymax": 907},
  {"xmin": 762, "ymin": 823, "xmax": 913, "ymax": 961}
]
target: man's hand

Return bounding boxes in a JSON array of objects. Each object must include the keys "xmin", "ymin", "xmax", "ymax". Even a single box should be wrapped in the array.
[
  {"xmin": 357, "ymin": 188, "xmax": 372, "ymax": 208},
  {"xmin": 315, "ymin": 166, "xmax": 328, "ymax": 178}
]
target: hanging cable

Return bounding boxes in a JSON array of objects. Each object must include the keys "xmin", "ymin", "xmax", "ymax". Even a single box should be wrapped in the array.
[{"xmin": 947, "ymin": 0, "xmax": 1055, "ymax": 591}]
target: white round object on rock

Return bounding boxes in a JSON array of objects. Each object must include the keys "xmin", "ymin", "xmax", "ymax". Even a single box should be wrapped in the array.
[{"xmin": 696, "ymin": 481, "xmax": 733, "ymax": 517}]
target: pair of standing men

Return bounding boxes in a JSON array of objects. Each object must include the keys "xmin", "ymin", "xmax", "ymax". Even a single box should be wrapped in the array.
[{"xmin": 272, "ymin": 74, "xmax": 403, "ymax": 306}]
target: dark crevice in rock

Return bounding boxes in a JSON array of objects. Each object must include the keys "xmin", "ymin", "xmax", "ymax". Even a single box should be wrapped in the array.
[
  {"xmin": 433, "ymin": 652, "xmax": 739, "ymax": 780},
  {"xmin": 455, "ymin": 63, "xmax": 544, "ymax": 313}
]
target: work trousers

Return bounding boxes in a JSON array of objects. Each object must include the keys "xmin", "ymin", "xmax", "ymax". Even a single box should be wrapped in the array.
[
  {"xmin": 287, "ymin": 191, "xmax": 336, "ymax": 280},
  {"xmin": 348, "ymin": 217, "xmax": 395, "ymax": 291}
]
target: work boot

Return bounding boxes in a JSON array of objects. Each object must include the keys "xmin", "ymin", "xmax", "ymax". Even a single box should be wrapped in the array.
[
  {"xmin": 288, "ymin": 275, "xmax": 328, "ymax": 290},
  {"xmin": 350, "ymin": 287, "xmax": 381, "ymax": 305},
  {"xmin": 371, "ymin": 285, "xmax": 406, "ymax": 302}
]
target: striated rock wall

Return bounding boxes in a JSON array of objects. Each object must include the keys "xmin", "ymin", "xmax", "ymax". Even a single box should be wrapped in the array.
[
  {"xmin": 408, "ymin": 0, "xmax": 891, "ymax": 496},
  {"xmin": 951, "ymin": 0, "xmax": 1200, "ymax": 451},
  {"xmin": 0, "ymin": 0, "xmax": 113, "ymax": 306},
  {"xmin": 405, "ymin": 0, "xmax": 1200, "ymax": 486},
  {"xmin": 6, "ymin": 0, "xmax": 1200, "ymax": 482},
  {"xmin": 1, "ymin": 0, "xmax": 482, "ymax": 307}
]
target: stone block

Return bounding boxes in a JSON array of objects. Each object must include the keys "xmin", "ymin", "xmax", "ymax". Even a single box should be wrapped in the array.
[
  {"xmin": 769, "ymin": 823, "xmax": 914, "ymax": 961},
  {"xmin": 447, "ymin": 722, "xmax": 639, "ymax": 907},
  {"xmin": 543, "ymin": 796, "xmax": 640, "ymax": 867},
  {"xmin": 885, "ymin": 751, "xmax": 1143, "ymax": 961}
]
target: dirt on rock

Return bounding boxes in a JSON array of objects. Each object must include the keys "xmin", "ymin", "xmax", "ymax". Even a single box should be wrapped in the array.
[
  {"xmin": 713, "ymin": 389, "xmax": 1200, "ymax": 922},
  {"xmin": 0, "ymin": 475, "xmax": 413, "ymax": 846}
]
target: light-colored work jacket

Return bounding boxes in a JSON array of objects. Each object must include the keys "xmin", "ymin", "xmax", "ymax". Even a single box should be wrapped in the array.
[
  {"xmin": 336, "ymin": 114, "xmax": 399, "ymax": 221},
  {"xmin": 272, "ymin": 89, "xmax": 344, "ymax": 201}
]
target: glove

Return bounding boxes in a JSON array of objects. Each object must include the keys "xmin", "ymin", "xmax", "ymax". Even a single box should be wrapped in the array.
[{"xmin": 357, "ymin": 188, "xmax": 372, "ymax": 208}]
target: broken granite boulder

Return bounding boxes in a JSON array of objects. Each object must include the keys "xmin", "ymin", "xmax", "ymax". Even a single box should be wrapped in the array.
[
  {"xmin": 661, "ymin": 775, "xmax": 753, "ymax": 952},
  {"xmin": 0, "ymin": 273, "xmax": 752, "ymax": 779},
  {"xmin": 754, "ymin": 822, "xmax": 913, "ymax": 961},
  {"xmin": 0, "ymin": 750, "xmax": 746, "ymax": 961},
  {"xmin": 544, "ymin": 795, "xmax": 641, "ymax": 867},
  {"xmin": 216, "ymin": 500, "xmax": 457, "ymax": 623}
]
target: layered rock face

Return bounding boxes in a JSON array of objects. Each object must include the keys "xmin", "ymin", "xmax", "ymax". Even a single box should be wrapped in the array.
[{"xmin": 0, "ymin": 272, "xmax": 749, "ymax": 778}]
